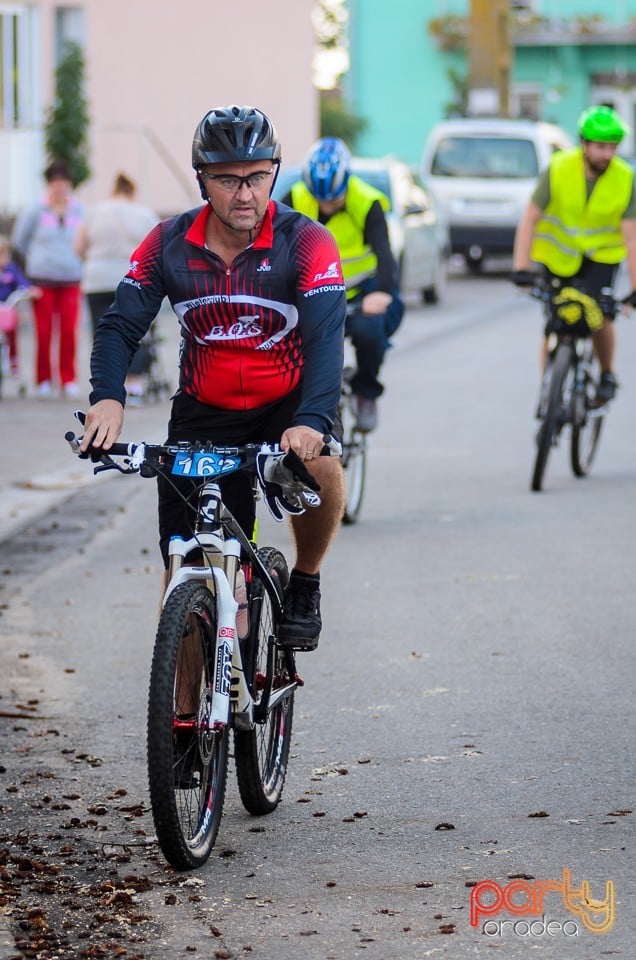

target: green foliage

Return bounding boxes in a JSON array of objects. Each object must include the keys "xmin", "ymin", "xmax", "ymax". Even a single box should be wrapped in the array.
[
  {"xmin": 312, "ymin": 0, "xmax": 347, "ymax": 53},
  {"xmin": 44, "ymin": 41, "xmax": 90, "ymax": 187},
  {"xmin": 320, "ymin": 95, "xmax": 367, "ymax": 149}
]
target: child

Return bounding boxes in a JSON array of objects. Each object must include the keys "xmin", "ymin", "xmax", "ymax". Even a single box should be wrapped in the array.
[{"xmin": 0, "ymin": 235, "xmax": 38, "ymax": 377}]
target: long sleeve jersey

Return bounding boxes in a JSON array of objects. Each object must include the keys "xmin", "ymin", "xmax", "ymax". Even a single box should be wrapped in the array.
[{"xmin": 90, "ymin": 200, "xmax": 347, "ymax": 433}]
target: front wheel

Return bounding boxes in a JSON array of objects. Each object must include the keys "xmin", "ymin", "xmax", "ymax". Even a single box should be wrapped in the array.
[
  {"xmin": 531, "ymin": 344, "xmax": 573, "ymax": 492},
  {"xmin": 234, "ymin": 547, "xmax": 292, "ymax": 815},
  {"xmin": 147, "ymin": 581, "xmax": 229, "ymax": 870},
  {"xmin": 571, "ymin": 367, "xmax": 604, "ymax": 476}
]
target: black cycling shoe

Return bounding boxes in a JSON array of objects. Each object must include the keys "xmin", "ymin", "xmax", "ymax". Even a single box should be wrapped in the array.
[
  {"xmin": 173, "ymin": 723, "xmax": 201, "ymax": 789},
  {"xmin": 277, "ymin": 573, "xmax": 322, "ymax": 652},
  {"xmin": 595, "ymin": 372, "xmax": 618, "ymax": 405}
]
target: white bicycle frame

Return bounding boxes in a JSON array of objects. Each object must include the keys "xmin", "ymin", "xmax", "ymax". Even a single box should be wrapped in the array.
[{"xmin": 164, "ymin": 480, "xmax": 255, "ymax": 731}]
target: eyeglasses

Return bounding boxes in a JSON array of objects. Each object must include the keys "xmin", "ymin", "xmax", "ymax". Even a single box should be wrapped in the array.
[{"xmin": 199, "ymin": 169, "xmax": 274, "ymax": 192}]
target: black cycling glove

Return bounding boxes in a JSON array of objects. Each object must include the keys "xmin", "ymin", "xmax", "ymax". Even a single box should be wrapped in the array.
[
  {"xmin": 621, "ymin": 290, "xmax": 636, "ymax": 307},
  {"xmin": 256, "ymin": 447, "xmax": 322, "ymax": 522},
  {"xmin": 510, "ymin": 269, "xmax": 538, "ymax": 288}
]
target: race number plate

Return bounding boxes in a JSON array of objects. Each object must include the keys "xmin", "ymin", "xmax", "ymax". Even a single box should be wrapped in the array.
[{"xmin": 171, "ymin": 451, "xmax": 240, "ymax": 477}]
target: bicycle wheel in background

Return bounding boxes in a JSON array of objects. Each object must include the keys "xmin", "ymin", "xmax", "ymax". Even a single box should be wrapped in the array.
[
  {"xmin": 234, "ymin": 547, "xmax": 292, "ymax": 815},
  {"xmin": 147, "ymin": 581, "xmax": 229, "ymax": 870},
  {"xmin": 340, "ymin": 383, "xmax": 367, "ymax": 524},
  {"xmin": 531, "ymin": 344, "xmax": 573, "ymax": 492},
  {"xmin": 571, "ymin": 363, "xmax": 604, "ymax": 477}
]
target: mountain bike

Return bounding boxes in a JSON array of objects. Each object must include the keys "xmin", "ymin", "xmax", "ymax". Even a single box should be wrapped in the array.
[
  {"xmin": 528, "ymin": 280, "xmax": 624, "ymax": 493},
  {"xmin": 339, "ymin": 365, "xmax": 366, "ymax": 523},
  {"xmin": 66, "ymin": 417, "xmax": 339, "ymax": 870}
]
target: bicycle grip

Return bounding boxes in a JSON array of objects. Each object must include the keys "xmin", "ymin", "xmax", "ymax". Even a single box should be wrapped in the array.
[
  {"xmin": 65, "ymin": 430, "xmax": 136, "ymax": 460},
  {"xmin": 321, "ymin": 434, "xmax": 343, "ymax": 457}
]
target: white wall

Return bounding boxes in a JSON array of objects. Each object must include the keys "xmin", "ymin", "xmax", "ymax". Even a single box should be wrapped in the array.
[{"xmin": 4, "ymin": 0, "xmax": 318, "ymax": 217}]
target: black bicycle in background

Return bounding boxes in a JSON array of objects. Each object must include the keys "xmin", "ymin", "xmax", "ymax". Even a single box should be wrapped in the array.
[{"xmin": 528, "ymin": 279, "xmax": 626, "ymax": 492}]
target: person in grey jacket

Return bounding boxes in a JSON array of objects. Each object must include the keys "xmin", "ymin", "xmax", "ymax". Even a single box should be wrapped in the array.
[{"xmin": 11, "ymin": 160, "xmax": 85, "ymax": 397}]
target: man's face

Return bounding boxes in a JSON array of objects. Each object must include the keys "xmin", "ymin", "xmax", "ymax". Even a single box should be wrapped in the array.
[
  {"xmin": 582, "ymin": 139, "xmax": 620, "ymax": 176},
  {"xmin": 199, "ymin": 160, "xmax": 275, "ymax": 233},
  {"xmin": 316, "ymin": 195, "xmax": 346, "ymax": 218}
]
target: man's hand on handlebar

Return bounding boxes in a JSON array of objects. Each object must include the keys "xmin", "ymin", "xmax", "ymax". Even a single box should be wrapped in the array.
[
  {"xmin": 510, "ymin": 269, "xmax": 538, "ymax": 288},
  {"xmin": 79, "ymin": 399, "xmax": 125, "ymax": 454},
  {"xmin": 280, "ymin": 425, "xmax": 331, "ymax": 464}
]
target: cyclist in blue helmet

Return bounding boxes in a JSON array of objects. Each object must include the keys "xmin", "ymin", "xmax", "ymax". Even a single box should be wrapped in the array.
[
  {"xmin": 512, "ymin": 105, "xmax": 636, "ymax": 404},
  {"xmin": 282, "ymin": 136, "xmax": 404, "ymax": 433}
]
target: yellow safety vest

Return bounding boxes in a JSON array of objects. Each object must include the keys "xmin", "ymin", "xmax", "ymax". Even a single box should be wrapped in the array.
[
  {"xmin": 531, "ymin": 147, "xmax": 633, "ymax": 276},
  {"xmin": 290, "ymin": 175, "xmax": 390, "ymax": 298}
]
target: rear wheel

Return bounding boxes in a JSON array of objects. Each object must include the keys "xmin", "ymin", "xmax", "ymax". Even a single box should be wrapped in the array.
[
  {"xmin": 234, "ymin": 548, "xmax": 292, "ymax": 815},
  {"xmin": 147, "ymin": 581, "xmax": 228, "ymax": 870},
  {"xmin": 571, "ymin": 365, "xmax": 604, "ymax": 476},
  {"xmin": 531, "ymin": 344, "xmax": 573, "ymax": 492},
  {"xmin": 339, "ymin": 380, "xmax": 367, "ymax": 524}
]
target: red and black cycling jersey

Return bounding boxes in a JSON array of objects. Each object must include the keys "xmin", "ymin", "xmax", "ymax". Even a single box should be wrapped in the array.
[{"xmin": 89, "ymin": 200, "xmax": 346, "ymax": 433}]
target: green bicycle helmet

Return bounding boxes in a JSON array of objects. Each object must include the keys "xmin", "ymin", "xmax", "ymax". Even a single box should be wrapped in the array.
[{"xmin": 577, "ymin": 105, "xmax": 629, "ymax": 143}]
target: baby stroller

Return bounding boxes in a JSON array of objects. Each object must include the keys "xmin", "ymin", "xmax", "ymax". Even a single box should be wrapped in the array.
[{"xmin": 126, "ymin": 320, "xmax": 171, "ymax": 405}]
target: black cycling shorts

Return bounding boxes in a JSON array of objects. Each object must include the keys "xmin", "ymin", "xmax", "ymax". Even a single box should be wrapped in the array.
[
  {"xmin": 544, "ymin": 260, "xmax": 618, "ymax": 303},
  {"xmin": 157, "ymin": 387, "xmax": 302, "ymax": 566}
]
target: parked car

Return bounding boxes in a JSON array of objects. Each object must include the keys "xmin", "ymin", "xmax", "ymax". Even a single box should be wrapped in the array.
[
  {"xmin": 420, "ymin": 118, "xmax": 573, "ymax": 272},
  {"xmin": 272, "ymin": 156, "xmax": 450, "ymax": 304}
]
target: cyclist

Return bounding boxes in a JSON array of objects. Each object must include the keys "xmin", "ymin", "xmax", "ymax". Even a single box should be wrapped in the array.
[
  {"xmin": 280, "ymin": 137, "xmax": 404, "ymax": 432},
  {"xmin": 512, "ymin": 105, "xmax": 636, "ymax": 404},
  {"xmin": 80, "ymin": 104, "xmax": 347, "ymax": 653}
]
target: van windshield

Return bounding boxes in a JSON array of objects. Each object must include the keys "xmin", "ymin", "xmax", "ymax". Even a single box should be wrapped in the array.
[{"xmin": 431, "ymin": 136, "xmax": 539, "ymax": 178}]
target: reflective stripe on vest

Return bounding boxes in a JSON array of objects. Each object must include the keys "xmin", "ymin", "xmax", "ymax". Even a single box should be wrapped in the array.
[
  {"xmin": 290, "ymin": 175, "xmax": 390, "ymax": 297},
  {"xmin": 531, "ymin": 147, "xmax": 633, "ymax": 276}
]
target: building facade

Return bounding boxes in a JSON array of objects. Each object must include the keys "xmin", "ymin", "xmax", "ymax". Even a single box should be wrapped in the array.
[
  {"xmin": 345, "ymin": 0, "xmax": 636, "ymax": 164},
  {"xmin": 0, "ymin": 0, "xmax": 317, "ymax": 217}
]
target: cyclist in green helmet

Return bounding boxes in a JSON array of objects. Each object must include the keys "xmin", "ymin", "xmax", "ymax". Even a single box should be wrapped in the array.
[{"xmin": 512, "ymin": 105, "xmax": 636, "ymax": 403}]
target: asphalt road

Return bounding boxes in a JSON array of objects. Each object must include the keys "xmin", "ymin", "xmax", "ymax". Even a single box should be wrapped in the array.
[{"xmin": 0, "ymin": 267, "xmax": 634, "ymax": 959}]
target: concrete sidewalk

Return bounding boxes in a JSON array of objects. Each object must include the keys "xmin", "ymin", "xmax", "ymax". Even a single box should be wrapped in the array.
[{"xmin": 0, "ymin": 302, "xmax": 178, "ymax": 543}]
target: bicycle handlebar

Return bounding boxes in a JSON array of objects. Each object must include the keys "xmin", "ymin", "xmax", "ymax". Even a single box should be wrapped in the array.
[
  {"xmin": 525, "ymin": 278, "xmax": 629, "ymax": 320},
  {"xmin": 65, "ymin": 412, "xmax": 342, "ymax": 477}
]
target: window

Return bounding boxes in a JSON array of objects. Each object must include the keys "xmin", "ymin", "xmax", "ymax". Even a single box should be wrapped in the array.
[
  {"xmin": 0, "ymin": 4, "xmax": 38, "ymax": 128},
  {"xmin": 431, "ymin": 137, "xmax": 539, "ymax": 178},
  {"xmin": 54, "ymin": 5, "xmax": 84, "ymax": 64}
]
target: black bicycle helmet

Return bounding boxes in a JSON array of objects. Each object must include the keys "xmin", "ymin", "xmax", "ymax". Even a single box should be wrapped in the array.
[{"xmin": 192, "ymin": 105, "xmax": 282, "ymax": 167}]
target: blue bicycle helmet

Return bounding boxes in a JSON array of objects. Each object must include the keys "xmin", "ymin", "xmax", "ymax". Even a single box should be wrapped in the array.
[{"xmin": 302, "ymin": 137, "xmax": 351, "ymax": 202}]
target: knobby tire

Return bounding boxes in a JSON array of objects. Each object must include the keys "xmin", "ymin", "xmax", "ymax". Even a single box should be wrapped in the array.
[
  {"xmin": 147, "ymin": 581, "xmax": 228, "ymax": 870},
  {"xmin": 234, "ymin": 547, "xmax": 292, "ymax": 815}
]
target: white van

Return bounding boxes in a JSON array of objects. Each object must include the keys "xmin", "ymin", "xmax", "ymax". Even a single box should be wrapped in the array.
[{"xmin": 420, "ymin": 118, "xmax": 573, "ymax": 271}]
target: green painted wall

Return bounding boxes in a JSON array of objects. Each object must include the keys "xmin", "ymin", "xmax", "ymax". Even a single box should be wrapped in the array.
[{"xmin": 345, "ymin": 0, "xmax": 636, "ymax": 163}]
